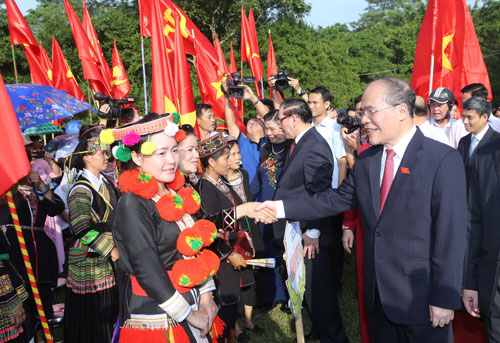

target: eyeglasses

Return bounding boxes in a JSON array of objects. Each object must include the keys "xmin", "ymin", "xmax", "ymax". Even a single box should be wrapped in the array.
[
  {"xmin": 357, "ymin": 104, "xmax": 399, "ymax": 119},
  {"xmin": 279, "ymin": 115, "xmax": 294, "ymax": 124}
]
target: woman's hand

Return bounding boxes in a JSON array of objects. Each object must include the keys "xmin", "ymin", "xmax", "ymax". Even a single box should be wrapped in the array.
[
  {"xmin": 199, "ymin": 292, "xmax": 218, "ymax": 329},
  {"xmin": 237, "ymin": 202, "xmax": 277, "ymax": 224},
  {"xmin": 342, "ymin": 230, "xmax": 354, "ymax": 254},
  {"xmin": 228, "ymin": 252, "xmax": 246, "ymax": 271},
  {"xmin": 110, "ymin": 247, "xmax": 120, "ymax": 262},
  {"xmin": 186, "ymin": 310, "xmax": 210, "ymax": 336}
]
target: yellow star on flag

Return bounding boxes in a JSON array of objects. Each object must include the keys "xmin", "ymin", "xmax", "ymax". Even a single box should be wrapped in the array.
[
  {"xmin": 442, "ymin": 34, "xmax": 454, "ymax": 71},
  {"xmin": 210, "ymin": 81, "xmax": 224, "ymax": 99}
]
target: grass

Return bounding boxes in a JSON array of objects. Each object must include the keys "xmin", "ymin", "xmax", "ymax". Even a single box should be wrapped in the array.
[{"xmin": 239, "ymin": 250, "xmax": 361, "ymax": 342}]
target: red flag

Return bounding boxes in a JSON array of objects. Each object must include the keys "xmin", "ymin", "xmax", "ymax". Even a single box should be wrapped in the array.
[
  {"xmin": 229, "ymin": 41, "xmax": 245, "ymax": 119},
  {"xmin": 82, "ymin": 0, "xmax": 113, "ymax": 92},
  {"xmin": 111, "ymin": 38, "xmax": 131, "ymax": 99},
  {"xmin": 173, "ymin": 13, "xmax": 196, "ymax": 126},
  {"xmin": 0, "ymin": 72, "xmax": 31, "ymax": 196},
  {"xmin": 63, "ymin": 0, "xmax": 110, "ymax": 95},
  {"xmin": 22, "ymin": 45, "xmax": 53, "ymax": 86},
  {"xmin": 151, "ymin": 0, "xmax": 177, "ymax": 114},
  {"xmin": 241, "ymin": 8, "xmax": 263, "ymax": 98},
  {"xmin": 5, "ymin": 0, "xmax": 37, "ymax": 46},
  {"xmin": 52, "ymin": 37, "xmax": 85, "ymax": 101},
  {"xmin": 214, "ymin": 35, "xmax": 229, "ymax": 74},
  {"xmin": 195, "ymin": 41, "xmax": 246, "ymax": 133},
  {"xmin": 139, "ymin": 0, "xmax": 218, "ymax": 65},
  {"xmin": 229, "ymin": 42, "xmax": 237, "ymax": 73},
  {"xmin": 410, "ymin": 0, "xmax": 492, "ymax": 106},
  {"xmin": 267, "ymin": 30, "xmax": 279, "ymax": 100}
]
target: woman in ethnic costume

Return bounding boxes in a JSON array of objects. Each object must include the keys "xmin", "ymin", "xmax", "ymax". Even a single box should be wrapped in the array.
[
  {"xmin": 196, "ymin": 133, "xmax": 270, "ymax": 342},
  {"xmin": 64, "ymin": 126, "xmax": 120, "ymax": 343},
  {"xmin": 107, "ymin": 113, "xmax": 223, "ymax": 343}
]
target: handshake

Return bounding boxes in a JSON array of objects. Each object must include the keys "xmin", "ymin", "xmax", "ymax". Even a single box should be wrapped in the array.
[{"xmin": 238, "ymin": 201, "xmax": 279, "ymax": 224}]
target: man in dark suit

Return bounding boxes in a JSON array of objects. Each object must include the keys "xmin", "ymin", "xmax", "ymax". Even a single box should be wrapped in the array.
[
  {"xmin": 260, "ymin": 77, "xmax": 467, "ymax": 342},
  {"xmin": 457, "ymin": 97, "xmax": 500, "ymax": 176},
  {"xmin": 462, "ymin": 139, "xmax": 500, "ymax": 342},
  {"xmin": 274, "ymin": 99, "xmax": 347, "ymax": 343}
]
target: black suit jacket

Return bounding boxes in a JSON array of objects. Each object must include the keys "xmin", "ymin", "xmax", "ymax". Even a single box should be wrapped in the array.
[
  {"xmin": 464, "ymin": 138, "xmax": 500, "ymax": 315},
  {"xmin": 283, "ymin": 129, "xmax": 467, "ymax": 325},
  {"xmin": 273, "ymin": 127, "xmax": 334, "ymax": 246}
]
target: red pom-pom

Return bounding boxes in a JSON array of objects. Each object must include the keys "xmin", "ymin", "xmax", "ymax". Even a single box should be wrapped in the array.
[
  {"xmin": 193, "ymin": 219, "xmax": 217, "ymax": 247},
  {"xmin": 177, "ymin": 227, "xmax": 204, "ymax": 256},
  {"xmin": 199, "ymin": 249, "xmax": 220, "ymax": 277},
  {"xmin": 177, "ymin": 187, "xmax": 201, "ymax": 214},
  {"xmin": 175, "ymin": 129, "xmax": 187, "ymax": 143},
  {"xmin": 172, "ymin": 257, "xmax": 209, "ymax": 287},
  {"xmin": 156, "ymin": 193, "xmax": 185, "ymax": 221},
  {"xmin": 118, "ymin": 169, "xmax": 158, "ymax": 199},
  {"xmin": 167, "ymin": 170, "xmax": 185, "ymax": 191},
  {"xmin": 210, "ymin": 316, "xmax": 226, "ymax": 342}
]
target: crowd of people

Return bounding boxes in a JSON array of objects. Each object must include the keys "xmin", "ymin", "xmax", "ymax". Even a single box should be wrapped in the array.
[{"xmin": 0, "ymin": 75, "xmax": 499, "ymax": 343}]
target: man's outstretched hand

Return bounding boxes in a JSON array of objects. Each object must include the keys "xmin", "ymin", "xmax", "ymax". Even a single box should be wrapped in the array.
[{"xmin": 255, "ymin": 201, "xmax": 278, "ymax": 223}]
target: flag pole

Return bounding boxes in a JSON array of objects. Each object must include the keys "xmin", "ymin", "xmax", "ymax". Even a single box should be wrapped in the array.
[
  {"xmin": 427, "ymin": 54, "xmax": 435, "ymax": 122},
  {"xmin": 11, "ymin": 45, "xmax": 20, "ymax": 84},
  {"xmin": 5, "ymin": 191, "xmax": 54, "ymax": 343},
  {"xmin": 140, "ymin": 36, "xmax": 149, "ymax": 115}
]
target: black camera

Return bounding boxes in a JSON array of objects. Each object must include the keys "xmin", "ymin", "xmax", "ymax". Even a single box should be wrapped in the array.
[
  {"xmin": 32, "ymin": 150, "xmax": 45, "ymax": 159},
  {"xmin": 271, "ymin": 70, "xmax": 290, "ymax": 92},
  {"xmin": 223, "ymin": 73, "xmax": 256, "ymax": 99},
  {"xmin": 94, "ymin": 93, "xmax": 136, "ymax": 122},
  {"xmin": 337, "ymin": 112, "xmax": 361, "ymax": 134}
]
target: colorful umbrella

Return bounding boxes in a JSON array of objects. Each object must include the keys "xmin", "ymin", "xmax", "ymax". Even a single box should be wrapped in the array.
[
  {"xmin": 23, "ymin": 122, "xmax": 64, "ymax": 136},
  {"xmin": 6, "ymin": 84, "xmax": 93, "ymax": 130}
]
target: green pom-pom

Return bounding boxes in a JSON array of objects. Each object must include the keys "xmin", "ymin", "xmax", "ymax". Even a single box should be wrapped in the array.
[
  {"xmin": 116, "ymin": 145, "xmax": 131, "ymax": 162},
  {"xmin": 172, "ymin": 112, "xmax": 181, "ymax": 124}
]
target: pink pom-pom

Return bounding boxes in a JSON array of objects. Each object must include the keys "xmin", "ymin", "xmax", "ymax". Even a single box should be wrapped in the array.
[{"xmin": 122, "ymin": 131, "xmax": 142, "ymax": 147}]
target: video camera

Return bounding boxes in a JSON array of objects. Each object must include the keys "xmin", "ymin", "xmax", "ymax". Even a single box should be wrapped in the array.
[
  {"xmin": 337, "ymin": 112, "xmax": 361, "ymax": 134},
  {"xmin": 223, "ymin": 73, "xmax": 256, "ymax": 99},
  {"xmin": 271, "ymin": 70, "xmax": 290, "ymax": 92},
  {"xmin": 94, "ymin": 93, "xmax": 136, "ymax": 122}
]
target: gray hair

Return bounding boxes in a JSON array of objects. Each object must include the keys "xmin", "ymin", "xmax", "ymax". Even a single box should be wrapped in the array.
[
  {"xmin": 463, "ymin": 97, "xmax": 491, "ymax": 118},
  {"xmin": 370, "ymin": 77, "xmax": 416, "ymax": 117}
]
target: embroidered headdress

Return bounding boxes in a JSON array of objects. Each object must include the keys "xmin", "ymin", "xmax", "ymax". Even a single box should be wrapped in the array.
[{"xmin": 197, "ymin": 132, "xmax": 228, "ymax": 158}]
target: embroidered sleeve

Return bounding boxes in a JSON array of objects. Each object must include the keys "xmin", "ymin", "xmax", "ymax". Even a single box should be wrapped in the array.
[
  {"xmin": 198, "ymin": 277, "xmax": 216, "ymax": 295},
  {"xmin": 69, "ymin": 186, "xmax": 114, "ymax": 256}
]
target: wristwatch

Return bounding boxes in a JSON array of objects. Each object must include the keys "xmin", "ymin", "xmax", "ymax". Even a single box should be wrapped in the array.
[{"xmin": 298, "ymin": 89, "xmax": 306, "ymax": 96}]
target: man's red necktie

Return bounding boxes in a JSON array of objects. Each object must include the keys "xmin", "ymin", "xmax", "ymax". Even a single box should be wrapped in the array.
[
  {"xmin": 380, "ymin": 149, "xmax": 395, "ymax": 213},
  {"xmin": 288, "ymin": 142, "xmax": 296, "ymax": 157}
]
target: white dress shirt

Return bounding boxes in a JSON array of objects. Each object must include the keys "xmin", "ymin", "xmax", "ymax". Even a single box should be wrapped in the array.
[
  {"xmin": 418, "ymin": 121, "xmax": 450, "ymax": 146},
  {"xmin": 315, "ymin": 115, "xmax": 347, "ymax": 188},
  {"xmin": 430, "ymin": 117, "xmax": 455, "ymax": 141}
]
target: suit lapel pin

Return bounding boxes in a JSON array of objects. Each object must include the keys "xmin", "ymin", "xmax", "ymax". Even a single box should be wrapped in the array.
[{"xmin": 401, "ymin": 167, "xmax": 410, "ymax": 174}]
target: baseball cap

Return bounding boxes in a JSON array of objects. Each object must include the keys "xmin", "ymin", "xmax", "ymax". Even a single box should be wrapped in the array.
[{"xmin": 428, "ymin": 87, "xmax": 455, "ymax": 104}]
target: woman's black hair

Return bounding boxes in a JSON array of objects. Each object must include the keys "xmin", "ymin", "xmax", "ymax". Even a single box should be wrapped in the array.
[
  {"xmin": 259, "ymin": 110, "xmax": 293, "ymax": 164},
  {"xmin": 179, "ymin": 124, "xmax": 197, "ymax": 138},
  {"xmin": 71, "ymin": 125, "xmax": 101, "ymax": 170},
  {"xmin": 199, "ymin": 147, "xmax": 229, "ymax": 170}
]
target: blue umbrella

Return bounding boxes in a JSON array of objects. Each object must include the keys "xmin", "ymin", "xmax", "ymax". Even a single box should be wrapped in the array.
[{"xmin": 6, "ymin": 84, "xmax": 93, "ymax": 130}]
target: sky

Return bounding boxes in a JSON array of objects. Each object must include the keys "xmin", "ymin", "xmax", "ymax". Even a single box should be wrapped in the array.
[{"xmin": 17, "ymin": 0, "xmax": 369, "ymax": 26}]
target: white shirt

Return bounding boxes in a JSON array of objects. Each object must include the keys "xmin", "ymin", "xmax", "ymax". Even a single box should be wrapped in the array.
[
  {"xmin": 429, "ymin": 117, "xmax": 455, "ymax": 141},
  {"xmin": 418, "ymin": 121, "xmax": 450, "ymax": 146},
  {"xmin": 315, "ymin": 115, "xmax": 347, "ymax": 189},
  {"xmin": 380, "ymin": 126, "xmax": 417, "ymax": 185}
]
